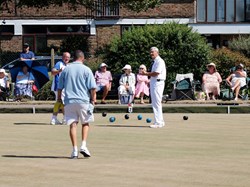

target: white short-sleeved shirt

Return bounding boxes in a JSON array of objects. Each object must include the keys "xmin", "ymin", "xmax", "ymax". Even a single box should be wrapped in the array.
[
  {"xmin": 151, "ymin": 55, "xmax": 166, "ymax": 80},
  {"xmin": 0, "ymin": 76, "xmax": 8, "ymax": 88}
]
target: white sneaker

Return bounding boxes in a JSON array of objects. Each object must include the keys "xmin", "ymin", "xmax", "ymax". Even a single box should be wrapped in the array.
[
  {"xmin": 149, "ymin": 123, "xmax": 165, "ymax": 128},
  {"xmin": 50, "ymin": 118, "xmax": 62, "ymax": 125},
  {"xmin": 80, "ymin": 147, "xmax": 91, "ymax": 157},
  {"xmin": 70, "ymin": 151, "xmax": 78, "ymax": 159}
]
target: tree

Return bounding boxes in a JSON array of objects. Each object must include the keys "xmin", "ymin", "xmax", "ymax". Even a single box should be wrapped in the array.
[
  {"xmin": 102, "ymin": 22, "xmax": 211, "ymax": 92},
  {"xmin": 0, "ymin": 0, "xmax": 161, "ymax": 12}
]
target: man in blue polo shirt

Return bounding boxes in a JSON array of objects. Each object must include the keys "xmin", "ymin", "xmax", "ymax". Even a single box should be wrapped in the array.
[
  {"xmin": 58, "ymin": 50, "xmax": 96, "ymax": 159},
  {"xmin": 20, "ymin": 43, "xmax": 35, "ymax": 61}
]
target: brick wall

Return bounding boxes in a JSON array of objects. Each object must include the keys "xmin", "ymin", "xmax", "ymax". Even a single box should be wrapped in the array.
[
  {"xmin": 1, "ymin": 1, "xmax": 194, "ymax": 19},
  {"xmin": 95, "ymin": 25, "xmax": 120, "ymax": 49},
  {"xmin": 120, "ymin": 1, "xmax": 194, "ymax": 18},
  {"xmin": 0, "ymin": 3, "xmax": 87, "ymax": 18},
  {"xmin": 0, "ymin": 36, "xmax": 22, "ymax": 52}
]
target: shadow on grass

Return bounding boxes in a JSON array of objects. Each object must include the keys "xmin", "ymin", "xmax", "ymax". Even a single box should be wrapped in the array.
[
  {"xmin": 2, "ymin": 155, "xmax": 69, "ymax": 159},
  {"xmin": 96, "ymin": 125, "xmax": 149, "ymax": 128},
  {"xmin": 14, "ymin": 123, "xmax": 49, "ymax": 125}
]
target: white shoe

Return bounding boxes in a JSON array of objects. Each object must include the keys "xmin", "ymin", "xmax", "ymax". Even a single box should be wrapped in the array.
[
  {"xmin": 234, "ymin": 97, "xmax": 238, "ymax": 101},
  {"xmin": 50, "ymin": 118, "xmax": 62, "ymax": 125},
  {"xmin": 80, "ymin": 147, "xmax": 91, "ymax": 157},
  {"xmin": 70, "ymin": 151, "xmax": 78, "ymax": 159},
  {"xmin": 149, "ymin": 123, "xmax": 165, "ymax": 128}
]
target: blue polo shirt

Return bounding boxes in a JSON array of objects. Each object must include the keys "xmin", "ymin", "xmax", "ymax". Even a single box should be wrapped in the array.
[
  {"xmin": 20, "ymin": 51, "xmax": 35, "ymax": 59},
  {"xmin": 58, "ymin": 61, "xmax": 96, "ymax": 105}
]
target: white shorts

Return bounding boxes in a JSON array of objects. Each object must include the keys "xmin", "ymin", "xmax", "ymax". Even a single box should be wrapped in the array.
[{"xmin": 64, "ymin": 103, "xmax": 94, "ymax": 125}]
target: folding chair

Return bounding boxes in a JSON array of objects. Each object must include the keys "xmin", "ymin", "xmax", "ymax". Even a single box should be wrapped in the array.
[
  {"xmin": 171, "ymin": 73, "xmax": 198, "ymax": 100},
  {"xmin": 221, "ymin": 65, "xmax": 249, "ymax": 101}
]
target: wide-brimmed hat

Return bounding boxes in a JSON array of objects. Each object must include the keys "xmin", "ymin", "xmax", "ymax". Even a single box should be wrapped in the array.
[
  {"xmin": 139, "ymin": 64, "xmax": 147, "ymax": 71},
  {"xmin": 122, "ymin": 64, "xmax": 132, "ymax": 70},
  {"xmin": 207, "ymin": 62, "xmax": 217, "ymax": 71},
  {"xmin": 0, "ymin": 69, "xmax": 6, "ymax": 73},
  {"xmin": 100, "ymin": 63, "xmax": 108, "ymax": 68}
]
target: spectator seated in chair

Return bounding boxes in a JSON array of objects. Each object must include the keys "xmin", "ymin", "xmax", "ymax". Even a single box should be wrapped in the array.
[
  {"xmin": 118, "ymin": 64, "xmax": 136, "ymax": 104},
  {"xmin": 135, "ymin": 64, "xmax": 150, "ymax": 104},
  {"xmin": 93, "ymin": 63, "xmax": 112, "ymax": 104},
  {"xmin": 14, "ymin": 65, "xmax": 35, "ymax": 101},
  {"xmin": 226, "ymin": 64, "xmax": 247, "ymax": 101},
  {"xmin": 202, "ymin": 62, "xmax": 222, "ymax": 100},
  {"xmin": 0, "ymin": 69, "xmax": 10, "ymax": 101}
]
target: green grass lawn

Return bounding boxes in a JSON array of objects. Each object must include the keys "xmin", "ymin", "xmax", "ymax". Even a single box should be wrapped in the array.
[{"xmin": 0, "ymin": 113, "xmax": 250, "ymax": 187}]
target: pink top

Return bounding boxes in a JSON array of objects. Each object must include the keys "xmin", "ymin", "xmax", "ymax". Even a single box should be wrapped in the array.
[
  {"xmin": 135, "ymin": 74, "xmax": 150, "ymax": 97},
  {"xmin": 94, "ymin": 70, "xmax": 112, "ymax": 86}
]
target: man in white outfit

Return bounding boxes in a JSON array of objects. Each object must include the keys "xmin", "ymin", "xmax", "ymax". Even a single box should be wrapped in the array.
[{"xmin": 141, "ymin": 47, "xmax": 166, "ymax": 128}]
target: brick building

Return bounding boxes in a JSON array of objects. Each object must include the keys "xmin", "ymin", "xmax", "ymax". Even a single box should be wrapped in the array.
[{"xmin": 1, "ymin": 0, "xmax": 250, "ymax": 58}]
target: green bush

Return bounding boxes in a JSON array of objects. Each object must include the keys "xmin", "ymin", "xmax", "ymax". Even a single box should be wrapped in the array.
[
  {"xmin": 102, "ymin": 22, "xmax": 211, "ymax": 92},
  {"xmin": 35, "ymin": 79, "xmax": 55, "ymax": 100},
  {"xmin": 229, "ymin": 35, "xmax": 250, "ymax": 58},
  {"xmin": 211, "ymin": 48, "xmax": 250, "ymax": 79},
  {"xmin": 60, "ymin": 35, "xmax": 90, "ymax": 58}
]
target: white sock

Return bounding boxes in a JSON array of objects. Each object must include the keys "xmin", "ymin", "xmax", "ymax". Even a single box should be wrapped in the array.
[
  {"xmin": 73, "ymin": 146, "xmax": 78, "ymax": 152},
  {"xmin": 81, "ymin": 141, "xmax": 86, "ymax": 148},
  {"xmin": 52, "ymin": 115, "xmax": 57, "ymax": 120}
]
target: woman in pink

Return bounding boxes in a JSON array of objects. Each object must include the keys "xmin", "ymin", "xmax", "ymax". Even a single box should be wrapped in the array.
[
  {"xmin": 135, "ymin": 64, "xmax": 150, "ymax": 104},
  {"xmin": 202, "ymin": 62, "xmax": 222, "ymax": 100}
]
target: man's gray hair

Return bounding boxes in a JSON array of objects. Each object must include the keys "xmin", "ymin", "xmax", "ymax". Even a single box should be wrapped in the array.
[
  {"xmin": 74, "ymin": 50, "xmax": 84, "ymax": 61},
  {"xmin": 150, "ymin": 47, "xmax": 159, "ymax": 53}
]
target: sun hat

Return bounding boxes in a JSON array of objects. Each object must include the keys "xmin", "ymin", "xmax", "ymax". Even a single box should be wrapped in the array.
[
  {"xmin": 99, "ymin": 63, "xmax": 108, "ymax": 68},
  {"xmin": 122, "ymin": 64, "xmax": 132, "ymax": 70},
  {"xmin": 207, "ymin": 62, "xmax": 217, "ymax": 71},
  {"xmin": 0, "ymin": 69, "xmax": 6, "ymax": 73}
]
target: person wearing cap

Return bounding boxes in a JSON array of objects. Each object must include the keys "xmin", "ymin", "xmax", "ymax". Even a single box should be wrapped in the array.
[
  {"xmin": 135, "ymin": 64, "xmax": 150, "ymax": 104},
  {"xmin": 118, "ymin": 64, "xmax": 136, "ymax": 104},
  {"xmin": 0, "ymin": 69, "xmax": 10, "ymax": 101},
  {"xmin": 226, "ymin": 64, "xmax": 247, "ymax": 101},
  {"xmin": 93, "ymin": 63, "xmax": 112, "ymax": 104},
  {"xmin": 50, "ymin": 52, "xmax": 71, "ymax": 125},
  {"xmin": 202, "ymin": 62, "xmax": 222, "ymax": 100},
  {"xmin": 20, "ymin": 43, "xmax": 35, "ymax": 61},
  {"xmin": 140, "ymin": 47, "xmax": 166, "ymax": 128}
]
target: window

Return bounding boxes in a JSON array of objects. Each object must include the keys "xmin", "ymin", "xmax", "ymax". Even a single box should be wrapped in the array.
[
  {"xmin": 197, "ymin": 0, "xmax": 250, "ymax": 23},
  {"xmin": 226, "ymin": 0, "xmax": 235, "ymax": 22},
  {"xmin": 47, "ymin": 25, "xmax": 90, "ymax": 35},
  {"xmin": 0, "ymin": 25, "xmax": 14, "ymax": 35},
  {"xmin": 197, "ymin": 0, "xmax": 206, "ymax": 22},
  {"xmin": 23, "ymin": 35, "xmax": 47, "ymax": 54},
  {"xmin": 207, "ymin": 0, "xmax": 216, "ymax": 22},
  {"xmin": 236, "ymin": 0, "xmax": 245, "ymax": 22},
  {"xmin": 96, "ymin": 0, "xmax": 119, "ymax": 17},
  {"xmin": 217, "ymin": 0, "xmax": 225, "ymax": 22}
]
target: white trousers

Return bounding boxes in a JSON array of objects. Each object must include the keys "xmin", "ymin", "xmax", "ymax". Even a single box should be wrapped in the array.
[{"xmin": 150, "ymin": 80, "xmax": 165, "ymax": 124}]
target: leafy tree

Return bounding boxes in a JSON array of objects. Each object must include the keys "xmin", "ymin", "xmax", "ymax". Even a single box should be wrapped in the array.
[
  {"xmin": 102, "ymin": 22, "xmax": 211, "ymax": 93},
  {"xmin": 229, "ymin": 35, "xmax": 250, "ymax": 58},
  {"xmin": 0, "ymin": 0, "xmax": 161, "ymax": 12},
  {"xmin": 60, "ymin": 35, "xmax": 89, "ymax": 57},
  {"xmin": 211, "ymin": 48, "xmax": 250, "ymax": 79}
]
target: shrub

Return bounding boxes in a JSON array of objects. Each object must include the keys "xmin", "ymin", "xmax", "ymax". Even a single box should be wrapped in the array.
[
  {"xmin": 229, "ymin": 35, "xmax": 250, "ymax": 58},
  {"xmin": 60, "ymin": 35, "xmax": 90, "ymax": 58},
  {"xmin": 211, "ymin": 48, "xmax": 250, "ymax": 79},
  {"xmin": 35, "ymin": 79, "xmax": 55, "ymax": 100},
  {"xmin": 102, "ymin": 22, "xmax": 211, "ymax": 92}
]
